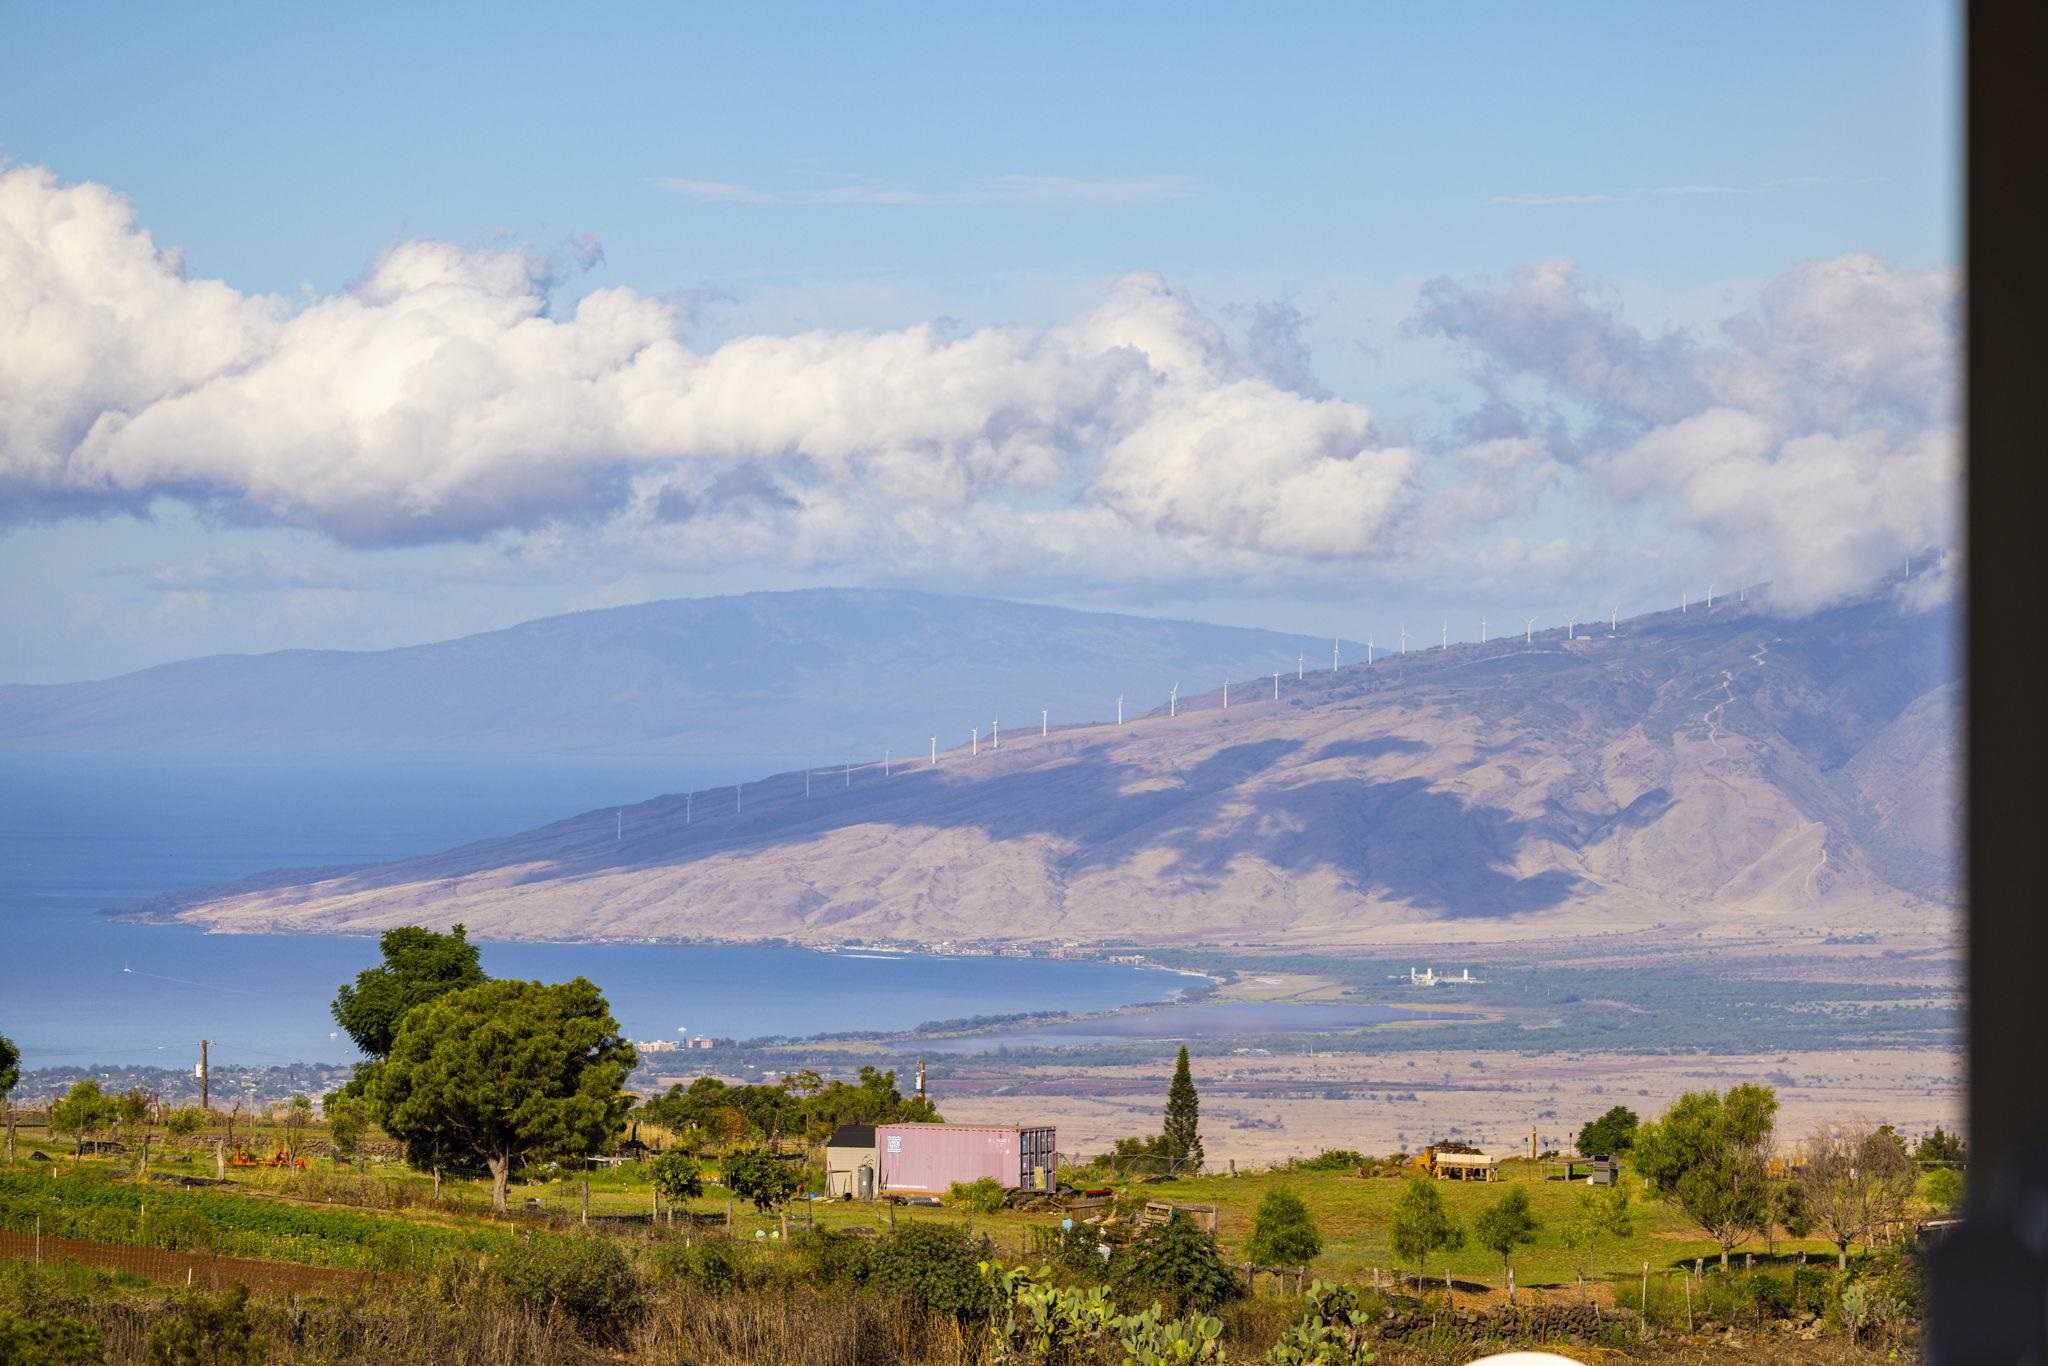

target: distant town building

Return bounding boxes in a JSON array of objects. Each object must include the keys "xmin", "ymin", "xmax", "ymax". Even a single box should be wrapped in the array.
[{"xmin": 1405, "ymin": 966, "xmax": 1477, "ymax": 987}]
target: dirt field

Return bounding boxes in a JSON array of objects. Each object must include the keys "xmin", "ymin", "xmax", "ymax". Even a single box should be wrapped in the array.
[{"xmin": 933, "ymin": 1044, "xmax": 1961, "ymax": 1165}]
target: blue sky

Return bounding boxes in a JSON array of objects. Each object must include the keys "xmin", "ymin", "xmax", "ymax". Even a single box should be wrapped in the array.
[{"xmin": 0, "ymin": 3, "xmax": 1960, "ymax": 681}]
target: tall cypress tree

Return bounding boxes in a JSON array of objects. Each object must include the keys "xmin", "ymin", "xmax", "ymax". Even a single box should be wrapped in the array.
[{"xmin": 1163, "ymin": 1045, "xmax": 1204, "ymax": 1174}]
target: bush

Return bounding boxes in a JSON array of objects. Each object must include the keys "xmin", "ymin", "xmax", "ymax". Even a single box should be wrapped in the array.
[
  {"xmin": 943, "ymin": 1176, "xmax": 1008, "ymax": 1215},
  {"xmin": 0, "ymin": 1306, "xmax": 100, "ymax": 1366},
  {"xmin": 1111, "ymin": 1215, "xmax": 1244, "ymax": 1316},
  {"xmin": 143, "ymin": 1286, "xmax": 266, "ymax": 1366},
  {"xmin": 1246, "ymin": 1188, "xmax": 1323, "ymax": 1267},
  {"xmin": 652, "ymin": 1237, "xmax": 765, "ymax": 1295},
  {"xmin": 1294, "ymin": 1149, "xmax": 1366, "ymax": 1172},
  {"xmin": 493, "ymin": 1234, "xmax": 644, "ymax": 1346},
  {"xmin": 790, "ymin": 1228, "xmax": 874, "ymax": 1286},
  {"xmin": 868, "ymin": 1221, "xmax": 995, "ymax": 1318}
]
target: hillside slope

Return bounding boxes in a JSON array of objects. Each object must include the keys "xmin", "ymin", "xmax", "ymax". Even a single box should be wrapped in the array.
[
  {"xmin": 127, "ymin": 596, "xmax": 1960, "ymax": 947},
  {"xmin": 0, "ymin": 590, "xmax": 1360, "ymax": 756}
]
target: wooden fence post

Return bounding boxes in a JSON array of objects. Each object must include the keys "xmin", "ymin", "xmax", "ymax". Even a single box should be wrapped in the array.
[
  {"xmin": 1640, "ymin": 1261, "xmax": 1649, "ymax": 1337},
  {"xmin": 1508, "ymin": 1266, "xmax": 1516, "ymax": 1305},
  {"xmin": 1684, "ymin": 1272, "xmax": 1693, "ymax": 1333},
  {"xmin": 581, "ymin": 1180, "xmax": 589, "ymax": 1226},
  {"xmin": 1445, "ymin": 1268, "xmax": 1454, "ymax": 1310}
]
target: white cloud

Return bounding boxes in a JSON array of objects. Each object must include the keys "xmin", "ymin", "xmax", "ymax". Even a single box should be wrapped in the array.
[
  {"xmin": 1413, "ymin": 252, "xmax": 1958, "ymax": 610},
  {"xmin": 0, "ymin": 164, "xmax": 1409, "ymax": 576}
]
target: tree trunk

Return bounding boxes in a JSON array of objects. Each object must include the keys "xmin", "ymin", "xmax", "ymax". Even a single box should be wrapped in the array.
[
  {"xmin": 1837, "ymin": 1244, "xmax": 1848, "ymax": 1271},
  {"xmin": 488, "ymin": 1154, "xmax": 511, "ymax": 1214},
  {"xmin": 1720, "ymin": 1244, "xmax": 1730, "ymax": 1270}
]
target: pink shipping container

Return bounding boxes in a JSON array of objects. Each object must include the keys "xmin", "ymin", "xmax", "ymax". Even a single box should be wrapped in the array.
[{"xmin": 875, "ymin": 1123, "xmax": 1058, "ymax": 1194}]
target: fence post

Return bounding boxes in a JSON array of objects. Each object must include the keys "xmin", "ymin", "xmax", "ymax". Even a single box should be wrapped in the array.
[
  {"xmin": 1685, "ymin": 1272, "xmax": 1693, "ymax": 1333},
  {"xmin": 1640, "ymin": 1261, "xmax": 1649, "ymax": 1337},
  {"xmin": 1508, "ymin": 1265, "xmax": 1516, "ymax": 1305},
  {"xmin": 1445, "ymin": 1268, "xmax": 1453, "ymax": 1310},
  {"xmin": 581, "ymin": 1180, "xmax": 589, "ymax": 1227}
]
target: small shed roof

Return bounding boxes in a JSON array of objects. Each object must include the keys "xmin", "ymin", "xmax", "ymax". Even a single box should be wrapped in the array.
[
  {"xmin": 1433, "ymin": 1152, "xmax": 1499, "ymax": 1167},
  {"xmin": 826, "ymin": 1123, "xmax": 877, "ymax": 1150}
]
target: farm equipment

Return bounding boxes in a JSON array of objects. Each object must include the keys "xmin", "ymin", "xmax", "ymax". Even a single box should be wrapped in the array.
[{"xmin": 226, "ymin": 1141, "xmax": 306, "ymax": 1170}]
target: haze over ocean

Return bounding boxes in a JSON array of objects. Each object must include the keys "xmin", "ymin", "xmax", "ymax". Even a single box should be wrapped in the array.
[{"xmin": 0, "ymin": 753, "xmax": 1164, "ymax": 1071}]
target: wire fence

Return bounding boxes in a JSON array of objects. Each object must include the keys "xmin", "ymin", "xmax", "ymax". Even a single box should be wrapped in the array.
[{"xmin": 0, "ymin": 1215, "xmax": 370, "ymax": 1294}]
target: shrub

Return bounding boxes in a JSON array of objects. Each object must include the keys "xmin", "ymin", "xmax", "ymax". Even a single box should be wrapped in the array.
[
  {"xmin": 1246, "ymin": 1188, "xmax": 1323, "ymax": 1267},
  {"xmin": 721, "ymin": 1148, "xmax": 801, "ymax": 1212},
  {"xmin": 492, "ymin": 1234, "xmax": 644, "ymax": 1346},
  {"xmin": 868, "ymin": 1221, "xmax": 995, "ymax": 1318},
  {"xmin": 1111, "ymin": 1215, "xmax": 1244, "ymax": 1315},
  {"xmin": 649, "ymin": 1150, "xmax": 704, "ymax": 1206},
  {"xmin": 143, "ymin": 1285, "xmax": 266, "ymax": 1366},
  {"xmin": 790, "ymin": 1228, "xmax": 874, "ymax": 1286},
  {"xmin": 943, "ymin": 1176, "xmax": 1008, "ymax": 1215},
  {"xmin": 652, "ymin": 1237, "xmax": 764, "ymax": 1295},
  {"xmin": 0, "ymin": 1306, "xmax": 100, "ymax": 1366},
  {"xmin": 1294, "ymin": 1148, "xmax": 1367, "ymax": 1172}
]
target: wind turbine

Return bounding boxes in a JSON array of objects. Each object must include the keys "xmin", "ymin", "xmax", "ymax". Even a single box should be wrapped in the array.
[
  {"xmin": 685, "ymin": 792, "xmax": 691, "ymax": 825},
  {"xmin": 1401, "ymin": 624, "xmax": 1411, "ymax": 655},
  {"xmin": 1441, "ymin": 622, "xmax": 1447, "ymax": 651},
  {"xmin": 616, "ymin": 809, "xmax": 622, "ymax": 841},
  {"xmin": 1567, "ymin": 614, "xmax": 1576, "ymax": 641},
  {"xmin": 1481, "ymin": 614, "xmax": 1488, "ymax": 644},
  {"xmin": 1609, "ymin": 604, "xmax": 1619, "ymax": 635},
  {"xmin": 1332, "ymin": 640, "xmax": 1339, "ymax": 672},
  {"xmin": 1681, "ymin": 591, "xmax": 1688, "ymax": 613},
  {"xmin": 885, "ymin": 749, "xmax": 891, "ymax": 776},
  {"xmin": 844, "ymin": 759, "xmax": 851, "ymax": 788},
  {"xmin": 1524, "ymin": 617, "xmax": 1535, "ymax": 645},
  {"xmin": 1041, "ymin": 709, "xmax": 1048, "ymax": 737},
  {"xmin": 1297, "ymin": 652, "xmax": 1304, "ymax": 681},
  {"xmin": 930, "ymin": 736, "xmax": 937, "ymax": 765},
  {"xmin": 1222, "ymin": 680, "xmax": 1229, "ymax": 709},
  {"xmin": 736, "ymin": 782, "xmax": 742, "ymax": 813},
  {"xmin": 1367, "ymin": 633, "xmax": 1374, "ymax": 665},
  {"xmin": 1117, "ymin": 694, "xmax": 1124, "ymax": 726},
  {"xmin": 992, "ymin": 716, "xmax": 999, "ymax": 749},
  {"xmin": 972, "ymin": 727, "xmax": 979, "ymax": 756},
  {"xmin": 805, "ymin": 769, "xmax": 811, "ymax": 797},
  {"xmin": 1706, "ymin": 584, "xmax": 1715, "ymax": 609},
  {"xmin": 1169, "ymin": 683, "xmax": 1179, "ymax": 718},
  {"xmin": 1272, "ymin": 671, "xmax": 1280, "ymax": 700}
]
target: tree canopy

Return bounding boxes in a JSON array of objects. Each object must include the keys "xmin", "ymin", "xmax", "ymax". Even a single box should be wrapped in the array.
[
  {"xmin": 50, "ymin": 1079, "xmax": 118, "ymax": 1155},
  {"xmin": 638, "ymin": 1065, "xmax": 938, "ymax": 1148},
  {"xmin": 368, "ymin": 976, "xmax": 637, "ymax": 1212},
  {"xmin": 1388, "ymin": 1175, "xmax": 1465, "ymax": 1277},
  {"xmin": 1576, "ymin": 1105, "xmax": 1639, "ymax": 1157},
  {"xmin": 1473, "ymin": 1185, "xmax": 1540, "ymax": 1276},
  {"xmin": 1111, "ymin": 1215, "xmax": 1243, "ymax": 1315},
  {"xmin": 0, "ymin": 1032, "xmax": 18, "ymax": 1102},
  {"xmin": 1163, "ymin": 1045, "xmax": 1203, "ymax": 1175},
  {"xmin": 720, "ymin": 1148, "xmax": 801, "ymax": 1212},
  {"xmin": 1245, "ymin": 1187, "xmax": 1323, "ymax": 1267},
  {"xmin": 1796, "ymin": 1121, "xmax": 1917, "ymax": 1268},
  {"xmin": 332, "ymin": 924, "xmax": 486, "ymax": 1059},
  {"xmin": 1632, "ymin": 1083, "xmax": 1778, "ymax": 1268}
]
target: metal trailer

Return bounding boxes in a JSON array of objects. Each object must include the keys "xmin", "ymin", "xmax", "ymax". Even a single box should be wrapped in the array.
[{"xmin": 876, "ymin": 1123, "xmax": 1058, "ymax": 1195}]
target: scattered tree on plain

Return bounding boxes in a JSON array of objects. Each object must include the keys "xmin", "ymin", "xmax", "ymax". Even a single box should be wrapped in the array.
[
  {"xmin": 1245, "ymin": 1187, "xmax": 1323, "ymax": 1267},
  {"xmin": 323, "ymin": 1095, "xmax": 371, "ymax": 1166},
  {"xmin": 720, "ymin": 1147, "xmax": 801, "ymax": 1213},
  {"xmin": 1387, "ymin": 1174, "xmax": 1465, "ymax": 1285},
  {"xmin": 1632, "ymin": 1083, "xmax": 1778, "ymax": 1269},
  {"xmin": 1473, "ymin": 1185, "xmax": 1540, "ymax": 1279},
  {"xmin": 650, "ymin": 1149, "xmax": 705, "ymax": 1216},
  {"xmin": 1797, "ymin": 1121, "xmax": 1918, "ymax": 1268},
  {"xmin": 1914, "ymin": 1126, "xmax": 1967, "ymax": 1170},
  {"xmin": 1111, "ymin": 1215, "xmax": 1243, "ymax": 1315},
  {"xmin": 1575, "ymin": 1105, "xmax": 1639, "ymax": 1157},
  {"xmin": 49, "ymin": 1078, "xmax": 117, "ymax": 1158},
  {"xmin": 1163, "ymin": 1045, "xmax": 1204, "ymax": 1176},
  {"xmin": 368, "ymin": 976, "xmax": 637, "ymax": 1213},
  {"xmin": 1560, "ymin": 1181, "xmax": 1634, "ymax": 1278}
]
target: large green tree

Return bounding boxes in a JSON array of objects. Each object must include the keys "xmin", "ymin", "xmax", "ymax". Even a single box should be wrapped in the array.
[
  {"xmin": 1632, "ymin": 1083, "xmax": 1778, "ymax": 1269},
  {"xmin": 1388, "ymin": 1175, "xmax": 1465, "ymax": 1283},
  {"xmin": 1576, "ymin": 1105, "xmax": 1639, "ymax": 1157},
  {"xmin": 720, "ymin": 1147, "xmax": 801, "ymax": 1213},
  {"xmin": 0, "ymin": 1032, "xmax": 18, "ymax": 1164},
  {"xmin": 368, "ymin": 976, "xmax": 637, "ymax": 1212},
  {"xmin": 1163, "ymin": 1045, "xmax": 1203, "ymax": 1175},
  {"xmin": 332, "ymin": 924, "xmax": 486, "ymax": 1059}
]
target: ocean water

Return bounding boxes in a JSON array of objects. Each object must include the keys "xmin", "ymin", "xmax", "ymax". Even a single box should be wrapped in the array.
[{"xmin": 0, "ymin": 754, "xmax": 1167, "ymax": 1070}]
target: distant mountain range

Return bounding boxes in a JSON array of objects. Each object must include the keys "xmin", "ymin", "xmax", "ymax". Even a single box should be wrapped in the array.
[
  {"xmin": 0, "ymin": 590, "xmax": 1360, "ymax": 756},
  {"xmin": 123, "ymin": 593, "xmax": 1960, "ymax": 947}
]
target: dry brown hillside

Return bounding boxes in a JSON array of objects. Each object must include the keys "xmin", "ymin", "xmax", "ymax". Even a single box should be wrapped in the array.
[{"xmin": 124, "ymin": 593, "xmax": 1959, "ymax": 947}]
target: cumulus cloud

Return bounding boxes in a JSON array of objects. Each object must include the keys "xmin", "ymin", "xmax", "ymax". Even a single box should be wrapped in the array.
[
  {"xmin": 0, "ymin": 165, "xmax": 1412, "ymax": 570},
  {"xmin": 1412, "ymin": 253, "xmax": 1958, "ymax": 610}
]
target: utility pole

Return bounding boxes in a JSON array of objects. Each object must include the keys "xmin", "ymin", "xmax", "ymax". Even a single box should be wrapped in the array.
[{"xmin": 199, "ymin": 1040, "xmax": 211, "ymax": 1111}]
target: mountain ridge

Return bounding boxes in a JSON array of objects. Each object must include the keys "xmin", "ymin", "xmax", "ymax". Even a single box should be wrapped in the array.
[
  {"xmin": 122, "ymin": 593, "xmax": 1960, "ymax": 948},
  {"xmin": 0, "ymin": 589, "xmax": 1364, "ymax": 756}
]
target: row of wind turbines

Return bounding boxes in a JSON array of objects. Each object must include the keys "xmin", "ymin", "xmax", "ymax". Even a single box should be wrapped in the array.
[{"xmin": 622, "ymin": 585, "xmax": 1751, "ymax": 840}]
